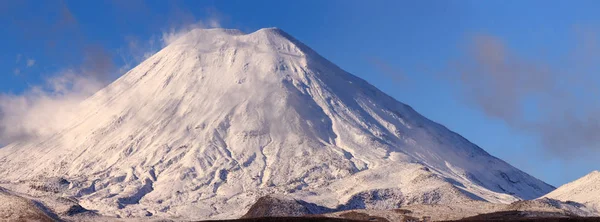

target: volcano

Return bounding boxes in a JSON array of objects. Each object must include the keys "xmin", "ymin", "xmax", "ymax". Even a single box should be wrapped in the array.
[{"xmin": 0, "ymin": 28, "xmax": 553, "ymax": 219}]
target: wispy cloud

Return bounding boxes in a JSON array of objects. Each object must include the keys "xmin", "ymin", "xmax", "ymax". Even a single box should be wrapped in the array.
[
  {"xmin": 0, "ymin": 1, "xmax": 227, "ymax": 145},
  {"xmin": 116, "ymin": 5, "xmax": 224, "ymax": 74},
  {"xmin": 450, "ymin": 30, "xmax": 600, "ymax": 158},
  {"xmin": 0, "ymin": 71, "xmax": 105, "ymax": 144},
  {"xmin": 160, "ymin": 20, "xmax": 221, "ymax": 46},
  {"xmin": 0, "ymin": 1, "xmax": 116, "ymax": 144},
  {"xmin": 26, "ymin": 59, "xmax": 35, "ymax": 67},
  {"xmin": 159, "ymin": 6, "xmax": 223, "ymax": 46},
  {"xmin": 368, "ymin": 57, "xmax": 405, "ymax": 83}
]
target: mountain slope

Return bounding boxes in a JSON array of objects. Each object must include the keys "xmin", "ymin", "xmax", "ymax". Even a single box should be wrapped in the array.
[
  {"xmin": 0, "ymin": 187, "xmax": 58, "ymax": 222},
  {"xmin": 543, "ymin": 171, "xmax": 600, "ymax": 213},
  {"xmin": 0, "ymin": 28, "xmax": 553, "ymax": 219}
]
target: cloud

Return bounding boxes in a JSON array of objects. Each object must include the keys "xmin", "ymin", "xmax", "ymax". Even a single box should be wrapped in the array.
[
  {"xmin": 0, "ymin": 1, "xmax": 228, "ymax": 145},
  {"xmin": 108, "ymin": 1, "xmax": 226, "ymax": 75},
  {"xmin": 159, "ymin": 5, "xmax": 223, "ymax": 46},
  {"xmin": 0, "ymin": 1, "xmax": 114, "ymax": 144},
  {"xmin": 0, "ymin": 46, "xmax": 117, "ymax": 144},
  {"xmin": 117, "ymin": 35, "xmax": 160, "ymax": 75},
  {"xmin": 0, "ymin": 70, "xmax": 105, "ymax": 144},
  {"xmin": 114, "ymin": 5, "xmax": 225, "ymax": 75},
  {"xmin": 160, "ymin": 19, "xmax": 221, "ymax": 46},
  {"xmin": 26, "ymin": 59, "xmax": 35, "ymax": 67},
  {"xmin": 81, "ymin": 45, "xmax": 117, "ymax": 82},
  {"xmin": 450, "ymin": 31, "xmax": 600, "ymax": 158},
  {"xmin": 0, "ymin": 47, "xmax": 114, "ymax": 144},
  {"xmin": 368, "ymin": 57, "xmax": 405, "ymax": 83},
  {"xmin": 452, "ymin": 34, "xmax": 552, "ymax": 124}
]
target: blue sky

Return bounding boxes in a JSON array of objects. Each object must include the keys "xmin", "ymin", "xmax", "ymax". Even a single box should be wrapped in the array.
[{"xmin": 1, "ymin": 0, "xmax": 599, "ymax": 186}]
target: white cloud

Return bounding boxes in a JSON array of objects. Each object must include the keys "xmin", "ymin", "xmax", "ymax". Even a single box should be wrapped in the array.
[
  {"xmin": 26, "ymin": 59, "xmax": 35, "ymax": 67},
  {"xmin": 117, "ymin": 17, "xmax": 223, "ymax": 76},
  {"xmin": 0, "ymin": 13, "xmax": 225, "ymax": 145},
  {"xmin": 0, "ymin": 46, "xmax": 115, "ymax": 145},
  {"xmin": 161, "ymin": 20, "xmax": 221, "ymax": 46},
  {"xmin": 0, "ymin": 70, "xmax": 105, "ymax": 144}
]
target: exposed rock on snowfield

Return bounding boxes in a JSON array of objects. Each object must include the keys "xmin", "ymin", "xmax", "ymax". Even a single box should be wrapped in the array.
[{"xmin": 0, "ymin": 27, "xmax": 554, "ymax": 220}]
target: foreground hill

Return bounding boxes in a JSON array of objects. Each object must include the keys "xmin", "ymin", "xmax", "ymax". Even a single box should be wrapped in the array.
[
  {"xmin": 0, "ymin": 187, "xmax": 57, "ymax": 222},
  {"xmin": 543, "ymin": 171, "xmax": 600, "ymax": 213},
  {"xmin": 240, "ymin": 195, "xmax": 595, "ymax": 221},
  {"xmin": 0, "ymin": 27, "xmax": 553, "ymax": 220}
]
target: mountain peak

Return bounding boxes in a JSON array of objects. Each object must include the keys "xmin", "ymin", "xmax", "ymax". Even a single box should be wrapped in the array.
[
  {"xmin": 255, "ymin": 27, "xmax": 284, "ymax": 33},
  {"xmin": 171, "ymin": 27, "xmax": 292, "ymax": 45},
  {"xmin": 164, "ymin": 27, "xmax": 313, "ymax": 64},
  {"xmin": 579, "ymin": 170, "xmax": 600, "ymax": 182}
]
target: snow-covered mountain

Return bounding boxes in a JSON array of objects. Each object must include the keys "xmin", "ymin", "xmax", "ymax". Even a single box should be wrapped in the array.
[
  {"xmin": 543, "ymin": 171, "xmax": 600, "ymax": 213},
  {"xmin": 0, "ymin": 28, "xmax": 553, "ymax": 220}
]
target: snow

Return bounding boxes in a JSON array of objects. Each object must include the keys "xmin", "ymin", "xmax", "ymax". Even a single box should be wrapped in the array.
[
  {"xmin": 543, "ymin": 170, "xmax": 600, "ymax": 213},
  {"xmin": 0, "ymin": 27, "xmax": 554, "ymax": 220}
]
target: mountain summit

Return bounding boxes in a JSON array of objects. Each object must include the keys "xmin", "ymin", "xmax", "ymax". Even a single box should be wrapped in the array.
[{"xmin": 0, "ymin": 28, "xmax": 553, "ymax": 219}]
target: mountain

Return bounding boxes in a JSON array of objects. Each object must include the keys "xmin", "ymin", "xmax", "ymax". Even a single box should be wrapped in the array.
[
  {"xmin": 543, "ymin": 171, "xmax": 600, "ymax": 213},
  {"xmin": 0, "ymin": 28, "xmax": 553, "ymax": 220}
]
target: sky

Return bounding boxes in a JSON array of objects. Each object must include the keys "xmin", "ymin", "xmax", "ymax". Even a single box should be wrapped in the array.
[{"xmin": 1, "ymin": 0, "xmax": 600, "ymax": 187}]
